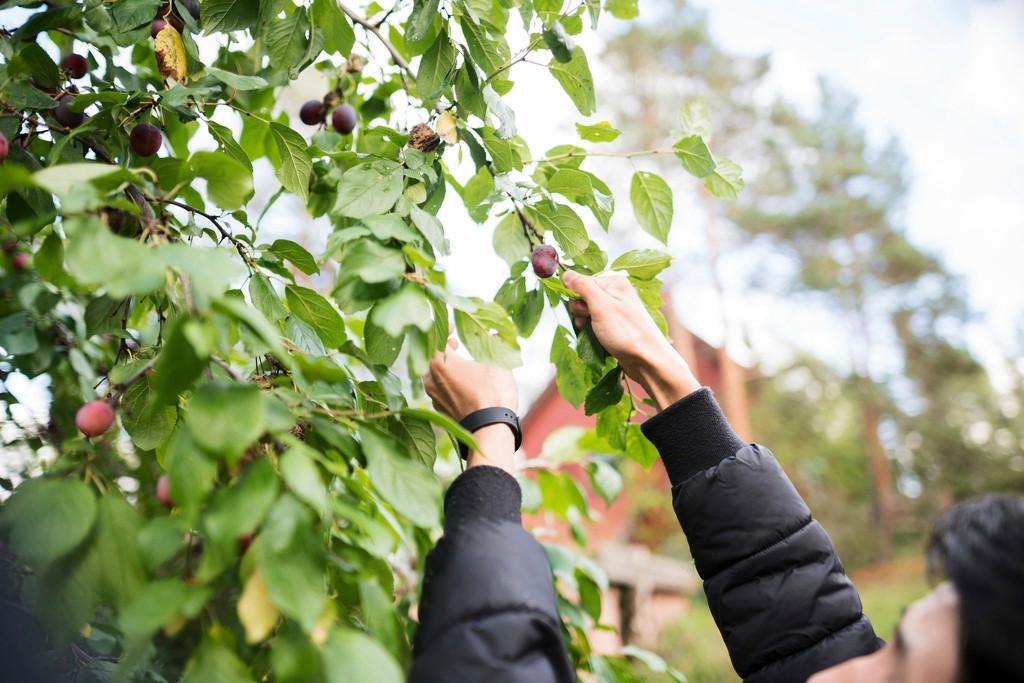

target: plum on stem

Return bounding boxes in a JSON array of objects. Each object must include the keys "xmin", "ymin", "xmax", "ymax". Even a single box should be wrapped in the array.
[{"xmin": 531, "ymin": 245, "xmax": 559, "ymax": 278}]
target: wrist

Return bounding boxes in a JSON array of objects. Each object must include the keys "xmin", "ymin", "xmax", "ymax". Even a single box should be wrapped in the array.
[
  {"xmin": 466, "ymin": 423, "xmax": 516, "ymax": 473},
  {"xmin": 627, "ymin": 344, "xmax": 701, "ymax": 411}
]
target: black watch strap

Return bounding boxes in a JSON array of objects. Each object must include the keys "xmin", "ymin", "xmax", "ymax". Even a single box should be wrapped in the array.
[{"xmin": 458, "ymin": 407, "xmax": 522, "ymax": 459}]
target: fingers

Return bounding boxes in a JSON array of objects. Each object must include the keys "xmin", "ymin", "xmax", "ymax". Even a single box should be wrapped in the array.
[
  {"xmin": 568, "ymin": 298, "xmax": 591, "ymax": 331},
  {"xmin": 562, "ymin": 270, "xmax": 613, "ymax": 306}
]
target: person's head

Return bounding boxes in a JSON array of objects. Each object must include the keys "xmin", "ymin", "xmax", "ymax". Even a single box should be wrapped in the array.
[{"xmin": 809, "ymin": 494, "xmax": 1024, "ymax": 683}]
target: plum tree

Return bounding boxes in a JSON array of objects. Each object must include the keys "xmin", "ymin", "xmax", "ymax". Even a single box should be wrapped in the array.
[
  {"xmin": 75, "ymin": 400, "xmax": 115, "ymax": 437},
  {"xmin": 531, "ymin": 245, "xmax": 560, "ymax": 278},
  {"xmin": 129, "ymin": 123, "xmax": 163, "ymax": 157},
  {"xmin": 331, "ymin": 102, "xmax": 357, "ymax": 134},
  {"xmin": 0, "ymin": 1, "xmax": 740, "ymax": 681}
]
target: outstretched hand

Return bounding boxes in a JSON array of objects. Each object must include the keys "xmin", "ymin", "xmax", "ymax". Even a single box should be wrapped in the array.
[
  {"xmin": 425, "ymin": 339, "xmax": 518, "ymax": 472},
  {"xmin": 562, "ymin": 270, "xmax": 701, "ymax": 410}
]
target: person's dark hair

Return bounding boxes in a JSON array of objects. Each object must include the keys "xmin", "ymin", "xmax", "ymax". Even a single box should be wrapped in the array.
[{"xmin": 927, "ymin": 494, "xmax": 1024, "ymax": 683}]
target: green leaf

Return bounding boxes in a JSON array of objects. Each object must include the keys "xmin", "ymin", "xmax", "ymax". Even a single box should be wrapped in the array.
[
  {"xmin": 4, "ymin": 81, "xmax": 59, "ymax": 109},
  {"xmin": 585, "ymin": 366, "xmax": 624, "ymax": 415},
  {"xmin": 680, "ymin": 99, "xmax": 711, "ymax": 138},
  {"xmin": 543, "ymin": 21, "xmax": 575, "ymax": 63},
  {"xmin": 459, "ymin": 16, "xmax": 510, "ymax": 78},
  {"xmin": 188, "ymin": 151, "xmax": 254, "ymax": 210},
  {"xmin": 587, "ymin": 459, "xmax": 623, "ymax": 505},
  {"xmin": 703, "ymin": 157, "xmax": 744, "ymax": 199},
  {"xmin": 312, "ymin": 0, "xmax": 355, "ymax": 56},
  {"xmin": 286, "ymin": 285, "xmax": 345, "ymax": 348},
  {"xmin": 151, "ymin": 316, "xmax": 209, "ymax": 406},
  {"xmin": 334, "ymin": 164, "xmax": 404, "ymax": 218},
  {"xmin": 1, "ymin": 478, "xmax": 96, "ymax": 570},
  {"xmin": 269, "ymin": 123, "xmax": 313, "ymax": 202},
  {"xmin": 66, "ymin": 216, "xmax": 164, "ymax": 296},
  {"xmin": 363, "ymin": 316, "xmax": 402, "ymax": 366},
  {"xmin": 258, "ymin": 521, "xmax": 327, "ymax": 632},
  {"xmin": 575, "ymin": 121, "xmax": 620, "ymax": 143},
  {"xmin": 368, "ymin": 284, "xmax": 432, "ymax": 337},
  {"xmin": 120, "ymin": 377, "xmax": 177, "ymax": 451},
  {"xmin": 203, "ymin": 459, "xmax": 279, "ymax": 544},
  {"xmin": 322, "ymin": 628, "xmax": 403, "ymax": 683},
  {"xmin": 400, "ymin": 407, "xmax": 481, "ymax": 455},
  {"xmin": 629, "ymin": 171, "xmax": 673, "ymax": 244},
  {"xmin": 407, "ymin": 0, "xmax": 440, "ymax": 42},
  {"xmin": 360, "ymin": 427, "xmax": 441, "ymax": 528},
  {"xmin": 531, "ymin": 203, "xmax": 588, "ymax": 258},
  {"xmin": 548, "ymin": 47, "xmax": 596, "ymax": 116},
  {"xmin": 625, "ymin": 424, "xmax": 659, "ymax": 468},
  {"xmin": 182, "ymin": 639, "xmax": 256, "ymax": 683},
  {"xmin": 120, "ymin": 578, "xmax": 188, "ymax": 636},
  {"xmin": 208, "ymin": 120, "xmax": 253, "ymax": 170},
  {"xmin": 35, "ymin": 163, "xmax": 128, "ymax": 196},
  {"xmin": 280, "ymin": 446, "xmax": 329, "ymax": 517},
  {"xmin": 454, "ymin": 301, "xmax": 521, "ymax": 368},
  {"xmin": 337, "ymin": 239, "xmax": 406, "ymax": 283},
  {"xmin": 186, "ymin": 384, "xmax": 267, "ymax": 463},
  {"xmin": 673, "ymin": 135, "xmax": 716, "ymax": 178},
  {"xmin": 269, "ymin": 239, "xmax": 318, "ymax": 275},
  {"xmin": 266, "ymin": 10, "xmax": 311, "ymax": 74},
  {"xmin": 205, "ymin": 66, "xmax": 269, "ymax": 91},
  {"xmin": 605, "ymin": 0, "xmax": 639, "ymax": 19},
  {"xmin": 166, "ymin": 426, "xmax": 219, "ymax": 515},
  {"xmin": 0, "ymin": 312, "xmax": 39, "ymax": 355},
  {"xmin": 610, "ymin": 249, "xmax": 672, "ymax": 280},
  {"xmin": 417, "ymin": 31, "xmax": 456, "ymax": 100},
  {"xmin": 410, "ymin": 205, "xmax": 450, "ymax": 255},
  {"xmin": 493, "ymin": 212, "xmax": 532, "ymax": 266},
  {"xmin": 250, "ymin": 274, "xmax": 288, "ymax": 321},
  {"xmin": 202, "ymin": 0, "xmax": 261, "ymax": 34},
  {"xmin": 360, "ymin": 214, "xmax": 419, "ymax": 242}
]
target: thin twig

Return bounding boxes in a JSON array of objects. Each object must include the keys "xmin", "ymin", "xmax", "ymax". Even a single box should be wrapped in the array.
[
  {"xmin": 525, "ymin": 148, "xmax": 676, "ymax": 165},
  {"xmin": 337, "ymin": 2, "xmax": 413, "ymax": 76},
  {"xmin": 109, "ymin": 356, "xmax": 159, "ymax": 401},
  {"xmin": 514, "ymin": 203, "xmax": 542, "ymax": 244},
  {"xmin": 211, "ymin": 356, "xmax": 242, "ymax": 381},
  {"xmin": 154, "ymin": 197, "xmax": 257, "ymax": 269}
]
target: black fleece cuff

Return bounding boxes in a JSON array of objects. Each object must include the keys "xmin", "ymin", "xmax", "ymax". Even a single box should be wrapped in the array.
[
  {"xmin": 443, "ymin": 465, "xmax": 522, "ymax": 530},
  {"xmin": 640, "ymin": 387, "xmax": 747, "ymax": 487}
]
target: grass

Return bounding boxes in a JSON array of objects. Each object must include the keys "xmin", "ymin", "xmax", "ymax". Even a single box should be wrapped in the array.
[{"xmin": 653, "ymin": 554, "xmax": 930, "ymax": 682}]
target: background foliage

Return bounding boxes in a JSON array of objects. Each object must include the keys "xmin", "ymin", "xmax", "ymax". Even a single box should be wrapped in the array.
[{"xmin": 0, "ymin": 0, "xmax": 745, "ymax": 680}]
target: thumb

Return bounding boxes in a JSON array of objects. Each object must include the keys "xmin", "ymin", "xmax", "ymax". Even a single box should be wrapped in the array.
[{"xmin": 562, "ymin": 270, "xmax": 611, "ymax": 305}]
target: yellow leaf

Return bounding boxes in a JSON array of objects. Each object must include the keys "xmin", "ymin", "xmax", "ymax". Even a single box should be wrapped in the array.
[
  {"xmin": 162, "ymin": 612, "xmax": 187, "ymax": 637},
  {"xmin": 154, "ymin": 26, "xmax": 187, "ymax": 82},
  {"xmin": 237, "ymin": 568, "xmax": 280, "ymax": 644},
  {"xmin": 436, "ymin": 110, "xmax": 458, "ymax": 145},
  {"xmin": 309, "ymin": 603, "xmax": 336, "ymax": 646}
]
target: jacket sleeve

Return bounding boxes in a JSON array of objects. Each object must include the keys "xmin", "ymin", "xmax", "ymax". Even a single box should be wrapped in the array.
[
  {"xmin": 409, "ymin": 466, "xmax": 574, "ymax": 683},
  {"xmin": 641, "ymin": 388, "xmax": 883, "ymax": 683}
]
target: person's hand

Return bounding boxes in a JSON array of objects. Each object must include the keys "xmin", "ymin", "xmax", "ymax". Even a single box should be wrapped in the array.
[
  {"xmin": 425, "ymin": 339, "xmax": 518, "ymax": 472},
  {"xmin": 562, "ymin": 270, "xmax": 701, "ymax": 410}
]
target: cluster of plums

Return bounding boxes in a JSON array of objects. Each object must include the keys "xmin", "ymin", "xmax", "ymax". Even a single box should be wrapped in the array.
[{"xmin": 300, "ymin": 99, "xmax": 357, "ymax": 135}]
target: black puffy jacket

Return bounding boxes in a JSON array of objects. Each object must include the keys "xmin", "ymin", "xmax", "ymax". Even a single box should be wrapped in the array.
[{"xmin": 410, "ymin": 388, "xmax": 882, "ymax": 682}]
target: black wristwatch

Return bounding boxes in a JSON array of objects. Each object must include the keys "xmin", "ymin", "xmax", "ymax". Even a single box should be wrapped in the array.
[{"xmin": 457, "ymin": 407, "xmax": 522, "ymax": 459}]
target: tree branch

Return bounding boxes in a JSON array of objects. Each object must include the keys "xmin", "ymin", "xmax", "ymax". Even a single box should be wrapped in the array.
[
  {"xmin": 337, "ymin": 2, "xmax": 412, "ymax": 76},
  {"xmin": 154, "ymin": 197, "xmax": 258, "ymax": 270}
]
